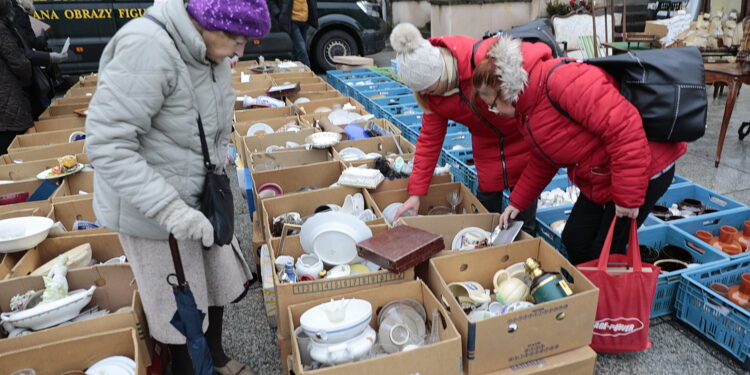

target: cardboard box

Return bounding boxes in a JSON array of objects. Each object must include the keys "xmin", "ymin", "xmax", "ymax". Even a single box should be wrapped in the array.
[
  {"xmin": 8, "ymin": 127, "xmax": 85, "ymax": 152},
  {"xmin": 235, "ymin": 59, "xmax": 310, "ymax": 72},
  {"xmin": 231, "ymin": 72, "xmax": 273, "ymax": 84},
  {"xmin": 395, "ymin": 213, "xmax": 534, "ymax": 280},
  {"xmin": 30, "ymin": 117, "xmax": 86, "ymax": 133},
  {"xmin": 0, "ymin": 264, "xmax": 151, "ymax": 369},
  {"xmin": 269, "ymin": 71, "xmax": 317, "ymax": 81},
  {"xmin": 38, "ymin": 103, "xmax": 87, "ymax": 119},
  {"xmin": 235, "ymin": 115, "xmax": 310, "ymax": 138},
  {"xmin": 251, "ymin": 160, "xmax": 345, "ymax": 220},
  {"xmin": 64, "ymin": 86, "xmax": 96, "ymax": 98},
  {"xmin": 234, "ymin": 106, "xmax": 296, "ymax": 123},
  {"xmin": 0, "ymin": 199, "xmax": 54, "ymax": 215},
  {"xmin": 0, "ymin": 328, "xmax": 147, "ymax": 375},
  {"xmin": 0, "ymin": 204, "xmax": 51, "ymax": 220},
  {"xmin": 233, "ymin": 80, "xmax": 274, "ymax": 92},
  {"xmin": 49, "ymin": 195, "xmax": 105, "ymax": 233},
  {"xmin": 426, "ymin": 239, "xmax": 598, "ymax": 374},
  {"xmin": 269, "ymin": 223, "xmax": 413, "ymax": 338},
  {"xmin": 247, "ymin": 148, "xmax": 333, "ymax": 172},
  {"xmin": 242, "ymin": 128, "xmax": 315, "ymax": 161},
  {"xmin": 50, "ymin": 170, "xmax": 94, "ymax": 202},
  {"xmin": 261, "ymin": 186, "xmax": 384, "ymax": 241},
  {"xmin": 285, "ymin": 91, "xmax": 342, "ymax": 107},
  {"xmin": 284, "ymin": 76, "xmax": 326, "ymax": 85},
  {"xmin": 287, "ymin": 280, "xmax": 463, "ymax": 375},
  {"xmin": 9, "ymin": 232, "xmax": 124, "ymax": 279},
  {"xmin": 295, "ymin": 97, "xmax": 367, "ymax": 116},
  {"xmin": 484, "ymin": 346, "xmax": 596, "ymax": 375},
  {"xmin": 332, "ymin": 55, "xmax": 375, "ymax": 66},
  {"xmin": 0, "ymin": 179, "xmax": 59, "ymax": 210},
  {"xmin": 5, "ymin": 141, "xmax": 85, "ymax": 163},
  {"xmin": 51, "ymin": 96, "xmax": 93, "ymax": 106},
  {"xmin": 279, "ymin": 333, "xmax": 293, "ymax": 375},
  {"xmin": 644, "ymin": 20, "xmax": 669, "ymax": 45},
  {"xmin": 0, "ymin": 157, "xmax": 65, "ymax": 182},
  {"xmin": 370, "ymin": 182, "xmax": 488, "ymax": 217},
  {"xmin": 331, "ymin": 135, "xmax": 415, "ymax": 163},
  {"xmin": 0, "ymin": 251, "xmax": 25, "ymax": 280}
]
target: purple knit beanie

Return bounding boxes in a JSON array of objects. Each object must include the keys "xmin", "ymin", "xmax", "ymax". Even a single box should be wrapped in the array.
[{"xmin": 186, "ymin": 0, "xmax": 271, "ymax": 38}]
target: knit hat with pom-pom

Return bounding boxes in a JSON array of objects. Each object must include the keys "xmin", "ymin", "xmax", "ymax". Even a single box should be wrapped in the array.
[{"xmin": 390, "ymin": 23, "xmax": 443, "ymax": 91}]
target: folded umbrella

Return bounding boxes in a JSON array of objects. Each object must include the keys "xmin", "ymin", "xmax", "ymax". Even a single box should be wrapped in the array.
[{"xmin": 167, "ymin": 235, "xmax": 215, "ymax": 375}]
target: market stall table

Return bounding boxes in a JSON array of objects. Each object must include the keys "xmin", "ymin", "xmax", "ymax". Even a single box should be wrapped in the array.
[{"xmin": 703, "ymin": 62, "xmax": 750, "ymax": 167}]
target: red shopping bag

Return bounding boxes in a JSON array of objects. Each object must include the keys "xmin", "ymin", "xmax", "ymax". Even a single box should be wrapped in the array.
[{"xmin": 577, "ymin": 218, "xmax": 660, "ymax": 353}]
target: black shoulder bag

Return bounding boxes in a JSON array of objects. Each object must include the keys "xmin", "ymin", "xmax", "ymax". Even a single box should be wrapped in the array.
[{"xmin": 144, "ymin": 14, "xmax": 234, "ymax": 247}]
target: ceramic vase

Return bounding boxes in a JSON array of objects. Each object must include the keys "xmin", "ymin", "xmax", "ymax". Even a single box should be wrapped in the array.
[
  {"xmin": 711, "ymin": 226, "xmax": 743, "ymax": 255},
  {"xmin": 695, "ymin": 230, "xmax": 715, "ymax": 245},
  {"xmin": 728, "ymin": 274, "xmax": 750, "ymax": 308}
]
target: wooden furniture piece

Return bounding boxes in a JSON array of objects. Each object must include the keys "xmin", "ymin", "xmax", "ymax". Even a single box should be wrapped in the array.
[
  {"xmin": 703, "ymin": 62, "xmax": 750, "ymax": 167},
  {"xmin": 551, "ymin": 10, "xmax": 615, "ymax": 58}
]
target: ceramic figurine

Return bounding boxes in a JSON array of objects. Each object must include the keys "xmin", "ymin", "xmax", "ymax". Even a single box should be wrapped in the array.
[{"xmin": 41, "ymin": 255, "xmax": 69, "ymax": 304}]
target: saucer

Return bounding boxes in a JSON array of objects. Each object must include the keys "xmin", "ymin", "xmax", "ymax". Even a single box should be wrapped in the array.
[{"xmin": 247, "ymin": 123, "xmax": 275, "ymax": 136}]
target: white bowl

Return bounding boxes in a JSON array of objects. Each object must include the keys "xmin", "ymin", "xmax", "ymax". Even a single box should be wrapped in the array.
[
  {"xmin": 306, "ymin": 132, "xmax": 341, "ymax": 149},
  {"xmin": 300, "ymin": 299, "xmax": 372, "ymax": 343},
  {"xmin": 299, "ymin": 212, "xmax": 372, "ymax": 265},
  {"xmin": 1, "ymin": 286, "xmax": 96, "ymax": 330},
  {"xmin": 0, "ymin": 217, "xmax": 54, "ymax": 253},
  {"xmin": 309, "ymin": 326, "xmax": 376, "ymax": 365}
]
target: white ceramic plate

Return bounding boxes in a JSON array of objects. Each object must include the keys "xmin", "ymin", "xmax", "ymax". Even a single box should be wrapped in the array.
[
  {"xmin": 0, "ymin": 216, "xmax": 54, "ymax": 253},
  {"xmin": 382, "ymin": 202, "xmax": 412, "ymax": 225},
  {"xmin": 338, "ymin": 147, "xmax": 366, "ymax": 161},
  {"xmin": 36, "ymin": 163, "xmax": 85, "ymax": 180},
  {"xmin": 1, "ymin": 286, "xmax": 96, "ymax": 330},
  {"xmin": 88, "ymin": 356, "xmax": 136, "ymax": 374},
  {"xmin": 85, "ymin": 363, "xmax": 131, "ymax": 375},
  {"xmin": 246, "ymin": 123, "xmax": 275, "ymax": 137},
  {"xmin": 306, "ymin": 132, "xmax": 341, "ymax": 149},
  {"xmin": 451, "ymin": 227, "xmax": 491, "ymax": 250}
]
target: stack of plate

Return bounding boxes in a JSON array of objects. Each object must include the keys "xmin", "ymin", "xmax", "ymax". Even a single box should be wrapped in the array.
[{"xmin": 377, "ymin": 299, "xmax": 427, "ymax": 353}]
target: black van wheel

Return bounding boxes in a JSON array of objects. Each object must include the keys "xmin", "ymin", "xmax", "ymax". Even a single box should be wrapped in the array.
[{"xmin": 313, "ymin": 30, "xmax": 359, "ymax": 71}]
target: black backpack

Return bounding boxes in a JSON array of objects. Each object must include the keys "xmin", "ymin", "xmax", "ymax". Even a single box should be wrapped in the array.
[
  {"xmin": 485, "ymin": 19, "xmax": 565, "ymax": 59},
  {"xmin": 546, "ymin": 47, "xmax": 707, "ymax": 143}
]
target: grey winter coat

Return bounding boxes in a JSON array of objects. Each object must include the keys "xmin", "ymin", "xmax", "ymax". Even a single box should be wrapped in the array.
[
  {"xmin": 85, "ymin": 0, "xmax": 234, "ymax": 240},
  {"xmin": 0, "ymin": 18, "xmax": 33, "ymax": 132}
]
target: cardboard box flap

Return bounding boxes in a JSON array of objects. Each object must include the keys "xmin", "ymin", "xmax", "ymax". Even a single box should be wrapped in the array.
[
  {"xmin": 252, "ymin": 160, "xmax": 345, "ymax": 197},
  {"xmin": 242, "ymin": 128, "xmax": 316, "ymax": 154},
  {"xmin": 371, "ymin": 182, "xmax": 487, "ymax": 217},
  {"xmin": 235, "ymin": 116, "xmax": 309, "ymax": 138},
  {"xmin": 51, "ymin": 170, "xmax": 95, "ymax": 201},
  {"xmin": 234, "ymin": 106, "xmax": 295, "ymax": 123},
  {"xmin": 0, "ymin": 328, "xmax": 143, "ymax": 375},
  {"xmin": 32, "ymin": 117, "xmax": 86, "ymax": 133},
  {"xmin": 9, "ymin": 127, "xmax": 84, "ymax": 151},
  {"xmin": 0, "ymin": 158, "xmax": 62, "ymax": 181},
  {"xmin": 333, "ymin": 135, "xmax": 415, "ymax": 156},
  {"xmin": 486, "ymin": 346, "xmax": 596, "ymax": 375},
  {"xmin": 296, "ymin": 97, "xmax": 366, "ymax": 116},
  {"xmin": 6, "ymin": 141, "xmax": 84, "ymax": 163},
  {"xmin": 331, "ymin": 55, "xmax": 374, "ymax": 66},
  {"xmin": 248, "ymin": 148, "xmax": 333, "ymax": 172}
]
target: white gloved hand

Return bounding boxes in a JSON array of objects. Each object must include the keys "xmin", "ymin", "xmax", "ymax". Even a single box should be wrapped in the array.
[
  {"xmin": 155, "ymin": 199, "xmax": 214, "ymax": 247},
  {"xmin": 49, "ymin": 52, "xmax": 68, "ymax": 63}
]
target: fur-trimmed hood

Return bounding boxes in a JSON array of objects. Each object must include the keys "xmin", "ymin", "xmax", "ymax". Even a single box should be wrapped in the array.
[
  {"xmin": 15, "ymin": 0, "xmax": 34, "ymax": 14},
  {"xmin": 487, "ymin": 36, "xmax": 527, "ymax": 103}
]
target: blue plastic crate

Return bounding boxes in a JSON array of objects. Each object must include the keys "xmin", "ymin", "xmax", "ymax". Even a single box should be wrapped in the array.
[
  {"xmin": 643, "ymin": 215, "xmax": 664, "ymax": 227},
  {"xmin": 504, "ymin": 175, "xmax": 577, "ymax": 214},
  {"xmin": 326, "ymin": 68, "xmax": 376, "ymax": 92},
  {"xmin": 672, "ymin": 208, "xmax": 750, "ymax": 259},
  {"xmin": 401, "ymin": 126, "xmax": 420, "ymax": 144},
  {"xmin": 639, "ymin": 225, "xmax": 728, "ymax": 318},
  {"xmin": 675, "ymin": 257, "xmax": 750, "ymax": 369},
  {"xmin": 672, "ymin": 174, "xmax": 692, "ymax": 186},
  {"xmin": 393, "ymin": 113, "xmax": 423, "ymax": 129},
  {"xmin": 372, "ymin": 95, "xmax": 418, "ymax": 118},
  {"xmin": 651, "ymin": 183, "xmax": 746, "ymax": 225},
  {"xmin": 535, "ymin": 206, "xmax": 571, "ymax": 257},
  {"xmin": 344, "ymin": 77, "xmax": 393, "ymax": 97},
  {"xmin": 357, "ymin": 87, "xmax": 412, "ymax": 111},
  {"xmin": 381, "ymin": 104, "xmax": 423, "ymax": 123},
  {"xmin": 442, "ymin": 150, "xmax": 478, "ymax": 194},
  {"xmin": 441, "ymin": 132, "xmax": 472, "ymax": 152},
  {"xmin": 408, "ymin": 121, "xmax": 468, "ymax": 137}
]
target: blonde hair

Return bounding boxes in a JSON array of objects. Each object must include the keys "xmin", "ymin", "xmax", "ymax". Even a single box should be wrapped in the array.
[{"xmin": 414, "ymin": 47, "xmax": 459, "ymax": 113}]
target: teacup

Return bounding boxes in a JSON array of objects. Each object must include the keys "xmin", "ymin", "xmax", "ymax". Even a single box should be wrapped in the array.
[{"xmin": 274, "ymin": 255, "xmax": 295, "ymax": 273}]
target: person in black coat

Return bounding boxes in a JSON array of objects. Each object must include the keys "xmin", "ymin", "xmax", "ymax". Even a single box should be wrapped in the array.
[
  {"xmin": 12, "ymin": 0, "xmax": 65, "ymax": 118},
  {"xmin": 266, "ymin": 0, "xmax": 318, "ymax": 67},
  {"xmin": 0, "ymin": 0, "xmax": 32, "ymax": 154}
]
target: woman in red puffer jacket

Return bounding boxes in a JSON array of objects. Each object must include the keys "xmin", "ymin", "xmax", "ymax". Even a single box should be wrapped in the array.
[
  {"xmin": 471, "ymin": 36, "xmax": 686, "ymax": 264},
  {"xmin": 390, "ymin": 23, "xmax": 534, "ymax": 232}
]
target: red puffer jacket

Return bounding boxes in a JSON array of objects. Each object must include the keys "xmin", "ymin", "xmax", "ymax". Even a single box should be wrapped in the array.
[
  {"xmin": 484, "ymin": 37, "xmax": 687, "ymax": 210},
  {"xmin": 407, "ymin": 35, "xmax": 530, "ymax": 196}
]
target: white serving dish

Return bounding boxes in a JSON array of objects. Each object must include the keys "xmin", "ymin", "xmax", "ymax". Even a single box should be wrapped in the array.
[
  {"xmin": 246, "ymin": 123, "xmax": 275, "ymax": 136},
  {"xmin": 299, "ymin": 212, "xmax": 372, "ymax": 265},
  {"xmin": 0, "ymin": 217, "xmax": 54, "ymax": 253},
  {"xmin": 309, "ymin": 326, "xmax": 376, "ymax": 365},
  {"xmin": 301, "ymin": 298, "xmax": 372, "ymax": 343},
  {"xmin": 451, "ymin": 227, "xmax": 492, "ymax": 250},
  {"xmin": 338, "ymin": 147, "xmax": 366, "ymax": 161},
  {"xmin": 1, "ymin": 286, "xmax": 96, "ymax": 330}
]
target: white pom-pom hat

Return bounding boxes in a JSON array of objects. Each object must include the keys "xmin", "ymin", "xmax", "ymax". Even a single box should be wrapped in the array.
[{"xmin": 390, "ymin": 23, "xmax": 444, "ymax": 92}]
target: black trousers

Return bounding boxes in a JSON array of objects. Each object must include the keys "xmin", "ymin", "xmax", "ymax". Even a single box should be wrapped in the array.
[
  {"xmin": 476, "ymin": 190, "xmax": 538, "ymax": 235},
  {"xmin": 562, "ymin": 166, "xmax": 675, "ymax": 265}
]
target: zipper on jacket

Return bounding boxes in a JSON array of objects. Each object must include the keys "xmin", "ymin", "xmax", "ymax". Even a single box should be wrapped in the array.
[{"xmin": 458, "ymin": 90, "xmax": 510, "ymax": 191}]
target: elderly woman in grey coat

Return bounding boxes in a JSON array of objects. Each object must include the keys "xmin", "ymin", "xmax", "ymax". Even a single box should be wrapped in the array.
[{"xmin": 85, "ymin": 0, "xmax": 270, "ymax": 374}]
